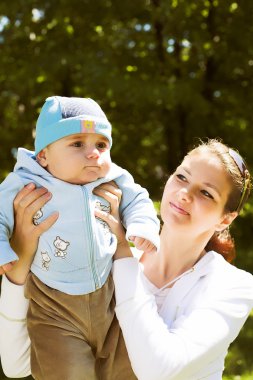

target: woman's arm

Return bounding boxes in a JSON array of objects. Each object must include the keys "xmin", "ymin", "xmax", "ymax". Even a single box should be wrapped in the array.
[
  {"xmin": 0, "ymin": 275, "xmax": 31, "ymax": 377},
  {"xmin": 113, "ymin": 259, "xmax": 253, "ymax": 380},
  {"xmin": 0, "ymin": 184, "xmax": 58, "ymax": 377}
]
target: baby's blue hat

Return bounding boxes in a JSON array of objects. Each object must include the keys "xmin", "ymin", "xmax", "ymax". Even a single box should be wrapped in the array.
[{"xmin": 35, "ymin": 96, "xmax": 112, "ymax": 155}]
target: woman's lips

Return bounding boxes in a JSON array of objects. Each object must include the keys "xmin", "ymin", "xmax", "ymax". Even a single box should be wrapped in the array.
[{"xmin": 169, "ymin": 202, "xmax": 190, "ymax": 215}]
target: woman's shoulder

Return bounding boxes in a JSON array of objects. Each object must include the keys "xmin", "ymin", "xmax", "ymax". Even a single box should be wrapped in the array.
[{"xmin": 205, "ymin": 250, "xmax": 253, "ymax": 291}]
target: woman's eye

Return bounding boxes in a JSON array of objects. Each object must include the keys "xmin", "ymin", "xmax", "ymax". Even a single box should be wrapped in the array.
[
  {"xmin": 176, "ymin": 174, "xmax": 187, "ymax": 182},
  {"xmin": 201, "ymin": 190, "xmax": 214, "ymax": 199}
]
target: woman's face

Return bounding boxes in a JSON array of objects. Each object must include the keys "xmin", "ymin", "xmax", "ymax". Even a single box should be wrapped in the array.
[{"xmin": 160, "ymin": 151, "xmax": 234, "ymax": 237}]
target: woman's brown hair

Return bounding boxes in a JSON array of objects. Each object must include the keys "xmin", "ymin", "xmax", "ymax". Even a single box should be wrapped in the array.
[{"xmin": 189, "ymin": 139, "xmax": 251, "ymax": 263}]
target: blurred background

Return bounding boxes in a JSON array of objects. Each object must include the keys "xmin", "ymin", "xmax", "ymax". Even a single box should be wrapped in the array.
[{"xmin": 0, "ymin": 1, "xmax": 252, "ymax": 379}]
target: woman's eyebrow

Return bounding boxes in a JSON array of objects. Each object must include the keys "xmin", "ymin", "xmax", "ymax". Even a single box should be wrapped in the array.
[{"xmin": 180, "ymin": 166, "xmax": 191, "ymax": 175}]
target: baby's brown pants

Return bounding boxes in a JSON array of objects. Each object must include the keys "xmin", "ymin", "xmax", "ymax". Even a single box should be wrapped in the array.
[{"xmin": 25, "ymin": 273, "xmax": 136, "ymax": 380}]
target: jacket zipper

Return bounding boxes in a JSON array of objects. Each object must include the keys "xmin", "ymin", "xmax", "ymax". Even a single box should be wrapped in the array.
[{"xmin": 82, "ymin": 186, "xmax": 100, "ymax": 290}]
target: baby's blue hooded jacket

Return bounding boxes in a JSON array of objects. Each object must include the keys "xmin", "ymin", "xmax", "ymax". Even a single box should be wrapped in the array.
[{"xmin": 0, "ymin": 148, "xmax": 160, "ymax": 294}]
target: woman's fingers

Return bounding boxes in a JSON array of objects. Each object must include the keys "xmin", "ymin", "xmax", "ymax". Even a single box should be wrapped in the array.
[
  {"xmin": 94, "ymin": 188, "xmax": 120, "ymax": 211},
  {"xmin": 14, "ymin": 184, "xmax": 46, "ymax": 209},
  {"xmin": 21, "ymin": 191, "xmax": 52, "ymax": 226},
  {"xmin": 14, "ymin": 185, "xmax": 50, "ymax": 228},
  {"xmin": 94, "ymin": 208, "xmax": 117, "ymax": 224},
  {"xmin": 5, "ymin": 185, "xmax": 58, "ymax": 283},
  {"xmin": 93, "ymin": 182, "xmax": 122, "ymax": 215},
  {"xmin": 10, "ymin": 186, "xmax": 58, "ymax": 262},
  {"xmin": 94, "ymin": 182, "xmax": 133, "ymax": 259},
  {"xmin": 93, "ymin": 181, "xmax": 123, "ymax": 236},
  {"xmin": 13, "ymin": 185, "xmax": 55, "ymax": 234},
  {"xmin": 35, "ymin": 211, "xmax": 59, "ymax": 236},
  {"xmin": 94, "ymin": 208, "xmax": 125, "ymax": 242},
  {"xmin": 93, "ymin": 181, "xmax": 121, "ymax": 197},
  {"xmin": 15, "ymin": 187, "xmax": 50, "ymax": 216},
  {"xmin": 12, "ymin": 183, "xmax": 36, "ymax": 205}
]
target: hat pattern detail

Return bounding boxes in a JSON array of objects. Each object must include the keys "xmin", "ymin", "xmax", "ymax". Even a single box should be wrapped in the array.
[{"xmin": 81, "ymin": 120, "xmax": 96, "ymax": 133}]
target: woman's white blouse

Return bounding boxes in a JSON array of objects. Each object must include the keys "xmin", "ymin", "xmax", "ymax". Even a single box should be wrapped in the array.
[{"xmin": 112, "ymin": 252, "xmax": 253, "ymax": 380}]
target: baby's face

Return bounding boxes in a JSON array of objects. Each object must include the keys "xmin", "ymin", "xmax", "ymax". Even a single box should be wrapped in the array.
[{"xmin": 37, "ymin": 133, "xmax": 111, "ymax": 185}]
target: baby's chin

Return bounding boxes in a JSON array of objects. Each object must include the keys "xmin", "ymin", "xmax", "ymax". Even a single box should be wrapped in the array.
[
  {"xmin": 64, "ymin": 163, "xmax": 112, "ymax": 185},
  {"xmin": 75, "ymin": 172, "xmax": 110, "ymax": 186}
]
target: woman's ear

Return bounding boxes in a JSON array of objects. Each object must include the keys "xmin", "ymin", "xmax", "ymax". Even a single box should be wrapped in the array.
[
  {"xmin": 215, "ymin": 211, "xmax": 238, "ymax": 232},
  {"xmin": 36, "ymin": 149, "xmax": 48, "ymax": 168}
]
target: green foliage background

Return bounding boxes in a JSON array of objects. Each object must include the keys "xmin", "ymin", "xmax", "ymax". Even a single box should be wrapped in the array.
[{"xmin": 0, "ymin": 0, "xmax": 252, "ymax": 378}]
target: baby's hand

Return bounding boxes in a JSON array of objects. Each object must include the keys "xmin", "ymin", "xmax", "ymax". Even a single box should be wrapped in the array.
[
  {"xmin": 129, "ymin": 236, "xmax": 156, "ymax": 253},
  {"xmin": 0, "ymin": 261, "xmax": 15, "ymax": 275}
]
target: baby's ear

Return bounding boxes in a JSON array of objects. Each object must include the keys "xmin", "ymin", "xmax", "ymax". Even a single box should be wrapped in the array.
[
  {"xmin": 36, "ymin": 149, "xmax": 48, "ymax": 167},
  {"xmin": 215, "ymin": 211, "xmax": 238, "ymax": 232}
]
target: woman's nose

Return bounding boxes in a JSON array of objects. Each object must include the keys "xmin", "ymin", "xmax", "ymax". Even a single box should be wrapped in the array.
[{"xmin": 178, "ymin": 187, "xmax": 192, "ymax": 202}]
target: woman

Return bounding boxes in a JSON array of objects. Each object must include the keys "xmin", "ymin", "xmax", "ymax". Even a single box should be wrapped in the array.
[{"xmin": 1, "ymin": 139, "xmax": 253, "ymax": 380}]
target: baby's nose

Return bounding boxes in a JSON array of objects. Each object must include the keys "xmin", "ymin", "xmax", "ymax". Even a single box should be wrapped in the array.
[{"xmin": 86, "ymin": 146, "xmax": 100, "ymax": 159}]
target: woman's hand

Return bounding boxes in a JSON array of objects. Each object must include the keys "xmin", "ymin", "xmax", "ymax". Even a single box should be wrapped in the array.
[
  {"xmin": 4, "ymin": 183, "xmax": 58, "ymax": 284},
  {"xmin": 93, "ymin": 182, "xmax": 132, "ymax": 259}
]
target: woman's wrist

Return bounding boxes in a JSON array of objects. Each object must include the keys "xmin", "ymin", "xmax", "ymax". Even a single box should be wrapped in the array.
[
  {"xmin": 114, "ymin": 239, "xmax": 133, "ymax": 260},
  {"xmin": 5, "ymin": 273, "xmax": 29, "ymax": 286},
  {"xmin": 5, "ymin": 257, "xmax": 32, "ymax": 285}
]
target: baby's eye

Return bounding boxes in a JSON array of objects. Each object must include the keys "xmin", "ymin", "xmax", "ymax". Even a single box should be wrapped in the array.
[
  {"xmin": 96, "ymin": 141, "xmax": 108, "ymax": 150},
  {"xmin": 72, "ymin": 141, "xmax": 83, "ymax": 147},
  {"xmin": 201, "ymin": 190, "xmax": 214, "ymax": 199},
  {"xmin": 176, "ymin": 174, "xmax": 187, "ymax": 182}
]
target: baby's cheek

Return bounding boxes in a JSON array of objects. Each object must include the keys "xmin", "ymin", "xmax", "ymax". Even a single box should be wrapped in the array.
[{"xmin": 101, "ymin": 156, "xmax": 112, "ymax": 176}]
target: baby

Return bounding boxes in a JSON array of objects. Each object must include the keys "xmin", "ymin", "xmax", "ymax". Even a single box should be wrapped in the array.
[{"xmin": 0, "ymin": 96, "xmax": 159, "ymax": 379}]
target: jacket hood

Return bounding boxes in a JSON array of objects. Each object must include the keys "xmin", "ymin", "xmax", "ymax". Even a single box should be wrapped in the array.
[{"xmin": 14, "ymin": 148, "xmax": 51, "ymax": 177}]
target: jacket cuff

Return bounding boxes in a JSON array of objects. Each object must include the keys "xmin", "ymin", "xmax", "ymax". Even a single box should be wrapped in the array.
[
  {"xmin": 126, "ymin": 224, "xmax": 160, "ymax": 251},
  {"xmin": 0, "ymin": 275, "xmax": 28, "ymax": 319}
]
